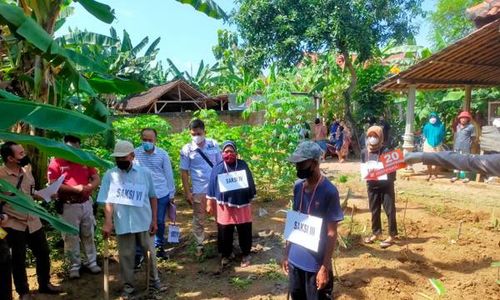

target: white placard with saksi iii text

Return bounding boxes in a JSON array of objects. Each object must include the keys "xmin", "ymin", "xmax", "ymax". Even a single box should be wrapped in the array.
[
  {"xmin": 284, "ymin": 210, "xmax": 323, "ymax": 252},
  {"xmin": 217, "ymin": 170, "xmax": 249, "ymax": 193}
]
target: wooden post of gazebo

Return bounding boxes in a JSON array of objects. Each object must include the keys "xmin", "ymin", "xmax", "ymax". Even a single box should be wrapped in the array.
[
  {"xmin": 402, "ymin": 85, "xmax": 416, "ymax": 156},
  {"xmin": 464, "ymin": 85, "xmax": 472, "ymax": 112}
]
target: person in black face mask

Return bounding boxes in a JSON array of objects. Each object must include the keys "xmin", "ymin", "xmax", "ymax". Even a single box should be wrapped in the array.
[
  {"xmin": 282, "ymin": 141, "xmax": 344, "ymax": 300},
  {"xmin": 0, "ymin": 141, "xmax": 63, "ymax": 299},
  {"xmin": 97, "ymin": 140, "xmax": 166, "ymax": 299}
]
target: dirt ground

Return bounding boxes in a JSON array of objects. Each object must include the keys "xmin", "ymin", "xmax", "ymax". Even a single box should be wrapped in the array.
[{"xmin": 19, "ymin": 160, "xmax": 500, "ymax": 300}]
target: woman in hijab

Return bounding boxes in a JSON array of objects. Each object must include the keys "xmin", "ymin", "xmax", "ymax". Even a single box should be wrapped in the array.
[
  {"xmin": 206, "ymin": 141, "xmax": 256, "ymax": 268},
  {"xmin": 361, "ymin": 126, "xmax": 398, "ymax": 249},
  {"xmin": 422, "ymin": 112, "xmax": 446, "ymax": 181}
]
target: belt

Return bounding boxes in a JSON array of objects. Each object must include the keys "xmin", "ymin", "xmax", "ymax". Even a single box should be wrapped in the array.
[{"xmin": 61, "ymin": 195, "xmax": 89, "ymax": 204}]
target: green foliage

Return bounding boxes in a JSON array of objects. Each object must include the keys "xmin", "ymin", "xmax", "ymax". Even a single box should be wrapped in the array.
[
  {"xmin": 107, "ymin": 111, "xmax": 302, "ymax": 198},
  {"xmin": 429, "ymin": 0, "xmax": 482, "ymax": 50},
  {"xmin": 352, "ymin": 63, "xmax": 390, "ymax": 123},
  {"xmin": 429, "ymin": 278, "xmax": 447, "ymax": 296},
  {"xmin": 175, "ymin": 0, "xmax": 228, "ymax": 20},
  {"xmin": 234, "ymin": 0, "xmax": 424, "ymax": 68},
  {"xmin": 0, "ymin": 179, "xmax": 78, "ymax": 234},
  {"xmin": 229, "ymin": 276, "xmax": 253, "ymax": 290}
]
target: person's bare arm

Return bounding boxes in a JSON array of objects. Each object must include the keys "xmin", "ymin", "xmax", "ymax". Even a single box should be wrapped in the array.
[
  {"xmin": 102, "ymin": 203, "xmax": 114, "ymax": 238},
  {"xmin": 317, "ymin": 222, "xmax": 338, "ymax": 290},
  {"xmin": 149, "ymin": 197, "xmax": 158, "ymax": 235},
  {"xmin": 281, "ymin": 241, "xmax": 292, "ymax": 274},
  {"xmin": 181, "ymin": 170, "xmax": 193, "ymax": 206}
]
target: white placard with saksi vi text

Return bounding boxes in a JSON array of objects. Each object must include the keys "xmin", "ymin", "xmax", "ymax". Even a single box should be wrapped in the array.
[
  {"xmin": 283, "ymin": 210, "xmax": 323, "ymax": 252},
  {"xmin": 103, "ymin": 182, "xmax": 147, "ymax": 207},
  {"xmin": 217, "ymin": 170, "xmax": 249, "ymax": 193}
]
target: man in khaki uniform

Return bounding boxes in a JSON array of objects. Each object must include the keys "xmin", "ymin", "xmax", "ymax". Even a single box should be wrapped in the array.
[{"xmin": 0, "ymin": 141, "xmax": 62, "ymax": 300}]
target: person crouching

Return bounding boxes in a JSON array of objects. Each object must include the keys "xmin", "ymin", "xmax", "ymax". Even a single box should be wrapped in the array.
[
  {"xmin": 206, "ymin": 141, "xmax": 256, "ymax": 268},
  {"xmin": 362, "ymin": 126, "xmax": 398, "ymax": 248}
]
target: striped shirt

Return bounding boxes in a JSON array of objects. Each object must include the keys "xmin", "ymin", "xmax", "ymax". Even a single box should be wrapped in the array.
[{"xmin": 134, "ymin": 146, "xmax": 175, "ymax": 199}]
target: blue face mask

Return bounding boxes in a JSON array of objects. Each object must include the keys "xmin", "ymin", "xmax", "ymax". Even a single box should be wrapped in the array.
[{"xmin": 142, "ymin": 141, "xmax": 154, "ymax": 152}]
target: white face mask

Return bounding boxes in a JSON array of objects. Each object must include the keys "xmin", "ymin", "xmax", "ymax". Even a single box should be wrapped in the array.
[
  {"xmin": 429, "ymin": 117, "xmax": 437, "ymax": 124},
  {"xmin": 368, "ymin": 137, "xmax": 379, "ymax": 146},
  {"xmin": 192, "ymin": 135, "xmax": 205, "ymax": 145}
]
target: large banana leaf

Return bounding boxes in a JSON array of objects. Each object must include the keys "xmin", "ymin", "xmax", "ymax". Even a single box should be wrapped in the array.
[
  {"xmin": 0, "ymin": 3, "xmax": 97, "ymax": 96},
  {"xmin": 0, "ymin": 96, "xmax": 110, "ymax": 135},
  {"xmin": 87, "ymin": 76, "xmax": 146, "ymax": 95},
  {"xmin": 74, "ymin": 0, "xmax": 115, "ymax": 24},
  {"xmin": 0, "ymin": 132, "xmax": 113, "ymax": 169},
  {"xmin": 0, "ymin": 179, "xmax": 78, "ymax": 235},
  {"xmin": 175, "ymin": 0, "xmax": 228, "ymax": 20}
]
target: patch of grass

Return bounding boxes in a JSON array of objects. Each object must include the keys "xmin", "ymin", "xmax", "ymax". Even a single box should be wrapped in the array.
[
  {"xmin": 157, "ymin": 259, "xmax": 181, "ymax": 273},
  {"xmin": 262, "ymin": 259, "xmax": 287, "ymax": 281},
  {"xmin": 186, "ymin": 239, "xmax": 218, "ymax": 262},
  {"xmin": 338, "ymin": 175, "xmax": 348, "ymax": 183},
  {"xmin": 229, "ymin": 276, "xmax": 253, "ymax": 290}
]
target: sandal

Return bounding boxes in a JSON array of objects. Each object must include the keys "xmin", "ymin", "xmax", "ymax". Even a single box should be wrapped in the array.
[
  {"xmin": 363, "ymin": 235, "xmax": 378, "ymax": 244},
  {"xmin": 240, "ymin": 255, "xmax": 251, "ymax": 268},
  {"xmin": 221, "ymin": 257, "xmax": 230, "ymax": 268},
  {"xmin": 380, "ymin": 238, "xmax": 395, "ymax": 249}
]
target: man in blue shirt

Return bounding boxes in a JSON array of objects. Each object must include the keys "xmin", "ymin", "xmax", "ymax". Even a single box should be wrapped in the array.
[
  {"xmin": 98, "ymin": 140, "xmax": 164, "ymax": 299},
  {"xmin": 134, "ymin": 128, "xmax": 175, "ymax": 259},
  {"xmin": 283, "ymin": 141, "xmax": 344, "ymax": 300},
  {"xmin": 180, "ymin": 119, "xmax": 222, "ymax": 255}
]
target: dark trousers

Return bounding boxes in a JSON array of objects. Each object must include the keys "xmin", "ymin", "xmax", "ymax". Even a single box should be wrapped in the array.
[
  {"xmin": 368, "ymin": 184, "xmax": 398, "ymax": 236},
  {"xmin": 288, "ymin": 263, "xmax": 333, "ymax": 300},
  {"xmin": 6, "ymin": 228, "xmax": 51, "ymax": 296},
  {"xmin": 0, "ymin": 238, "xmax": 12, "ymax": 300},
  {"xmin": 217, "ymin": 222, "xmax": 252, "ymax": 258}
]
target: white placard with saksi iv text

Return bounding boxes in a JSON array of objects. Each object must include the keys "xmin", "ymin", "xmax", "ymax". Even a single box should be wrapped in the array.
[
  {"xmin": 102, "ymin": 181, "xmax": 147, "ymax": 207},
  {"xmin": 284, "ymin": 210, "xmax": 323, "ymax": 252},
  {"xmin": 217, "ymin": 170, "xmax": 249, "ymax": 193}
]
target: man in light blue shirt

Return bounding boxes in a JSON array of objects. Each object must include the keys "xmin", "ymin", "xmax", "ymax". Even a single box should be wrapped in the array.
[
  {"xmin": 134, "ymin": 128, "xmax": 175, "ymax": 258},
  {"xmin": 180, "ymin": 119, "xmax": 221, "ymax": 255},
  {"xmin": 98, "ymin": 140, "xmax": 164, "ymax": 299}
]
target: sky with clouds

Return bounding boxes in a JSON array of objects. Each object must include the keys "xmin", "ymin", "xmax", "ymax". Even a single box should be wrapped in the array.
[{"xmin": 58, "ymin": 0, "xmax": 436, "ymax": 74}]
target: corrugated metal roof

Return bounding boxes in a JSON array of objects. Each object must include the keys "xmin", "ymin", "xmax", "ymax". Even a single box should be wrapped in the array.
[{"xmin": 374, "ymin": 17, "xmax": 500, "ymax": 91}]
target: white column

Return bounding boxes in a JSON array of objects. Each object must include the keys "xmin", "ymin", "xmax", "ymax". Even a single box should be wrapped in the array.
[{"xmin": 402, "ymin": 85, "xmax": 416, "ymax": 155}]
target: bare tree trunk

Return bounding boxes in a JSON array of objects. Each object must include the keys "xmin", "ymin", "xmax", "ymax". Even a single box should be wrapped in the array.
[{"xmin": 340, "ymin": 47, "xmax": 361, "ymax": 157}]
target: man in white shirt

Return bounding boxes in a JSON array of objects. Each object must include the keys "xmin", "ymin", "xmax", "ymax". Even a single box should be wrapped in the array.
[
  {"xmin": 134, "ymin": 128, "xmax": 175, "ymax": 259},
  {"xmin": 180, "ymin": 119, "xmax": 221, "ymax": 256}
]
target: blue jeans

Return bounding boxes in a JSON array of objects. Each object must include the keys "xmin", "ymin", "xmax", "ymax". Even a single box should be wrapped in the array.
[
  {"xmin": 155, "ymin": 195, "xmax": 171, "ymax": 248},
  {"xmin": 136, "ymin": 195, "xmax": 170, "ymax": 258}
]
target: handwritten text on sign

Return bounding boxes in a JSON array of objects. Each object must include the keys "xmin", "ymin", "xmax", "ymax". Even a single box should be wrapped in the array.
[
  {"xmin": 284, "ymin": 210, "xmax": 323, "ymax": 252},
  {"xmin": 103, "ymin": 182, "xmax": 146, "ymax": 207},
  {"xmin": 217, "ymin": 170, "xmax": 249, "ymax": 193},
  {"xmin": 366, "ymin": 149, "xmax": 406, "ymax": 179}
]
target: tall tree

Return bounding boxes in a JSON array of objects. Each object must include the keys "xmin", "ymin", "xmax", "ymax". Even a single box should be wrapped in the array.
[
  {"xmin": 234, "ymin": 0, "xmax": 423, "ymax": 153},
  {"xmin": 429, "ymin": 0, "xmax": 482, "ymax": 50}
]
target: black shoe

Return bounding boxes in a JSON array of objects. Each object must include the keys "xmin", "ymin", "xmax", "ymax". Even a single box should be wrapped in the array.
[
  {"xmin": 134, "ymin": 255, "xmax": 144, "ymax": 270},
  {"xmin": 156, "ymin": 247, "xmax": 169, "ymax": 260},
  {"xmin": 39, "ymin": 283, "xmax": 63, "ymax": 294}
]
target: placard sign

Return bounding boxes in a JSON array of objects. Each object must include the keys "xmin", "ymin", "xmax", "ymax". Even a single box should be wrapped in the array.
[
  {"xmin": 217, "ymin": 170, "xmax": 249, "ymax": 193},
  {"xmin": 361, "ymin": 161, "xmax": 388, "ymax": 181},
  {"xmin": 103, "ymin": 182, "xmax": 146, "ymax": 207},
  {"xmin": 284, "ymin": 210, "xmax": 323, "ymax": 252},
  {"xmin": 364, "ymin": 149, "xmax": 406, "ymax": 179},
  {"xmin": 168, "ymin": 225, "xmax": 180, "ymax": 243}
]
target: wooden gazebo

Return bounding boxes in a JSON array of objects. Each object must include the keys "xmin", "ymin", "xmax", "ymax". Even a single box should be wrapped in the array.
[
  {"xmin": 117, "ymin": 80, "xmax": 227, "ymax": 113},
  {"xmin": 374, "ymin": 5, "xmax": 500, "ymax": 153}
]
